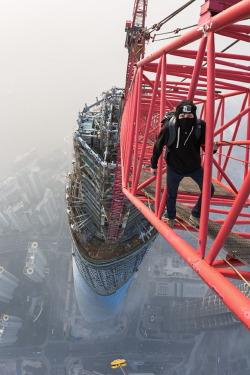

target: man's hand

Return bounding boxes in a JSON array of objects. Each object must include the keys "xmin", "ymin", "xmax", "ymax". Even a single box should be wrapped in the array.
[
  {"xmin": 213, "ymin": 141, "xmax": 219, "ymax": 152},
  {"xmin": 151, "ymin": 168, "xmax": 157, "ymax": 176}
]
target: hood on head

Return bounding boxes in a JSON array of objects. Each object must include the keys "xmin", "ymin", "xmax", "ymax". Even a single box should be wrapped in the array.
[{"xmin": 175, "ymin": 100, "xmax": 197, "ymax": 123}]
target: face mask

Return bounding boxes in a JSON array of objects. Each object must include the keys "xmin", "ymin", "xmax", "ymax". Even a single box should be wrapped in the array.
[{"xmin": 179, "ymin": 117, "xmax": 195, "ymax": 131}]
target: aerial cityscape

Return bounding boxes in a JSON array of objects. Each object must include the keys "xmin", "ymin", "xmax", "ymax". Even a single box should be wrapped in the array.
[
  {"xmin": 1, "ymin": 0, "xmax": 250, "ymax": 374},
  {"xmin": 0, "ymin": 142, "xmax": 250, "ymax": 374}
]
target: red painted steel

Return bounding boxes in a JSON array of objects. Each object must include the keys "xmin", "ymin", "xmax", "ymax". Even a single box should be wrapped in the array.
[
  {"xmin": 217, "ymin": 269, "xmax": 250, "ymax": 281},
  {"xmin": 107, "ymin": 146, "xmax": 125, "ymax": 242},
  {"xmin": 245, "ymin": 95, "xmax": 250, "ymax": 178},
  {"xmin": 122, "ymin": 188, "xmax": 250, "ymax": 329},
  {"xmin": 197, "ymin": 31, "xmax": 215, "ymax": 257},
  {"xmin": 124, "ymin": 0, "xmax": 148, "ymax": 102},
  {"xmin": 206, "ymin": 169, "xmax": 250, "ymax": 265},
  {"xmin": 120, "ymin": 0, "xmax": 250, "ymax": 329},
  {"xmin": 107, "ymin": 0, "xmax": 149, "ymax": 242},
  {"xmin": 213, "ymin": 259, "xmax": 245, "ymax": 268}
]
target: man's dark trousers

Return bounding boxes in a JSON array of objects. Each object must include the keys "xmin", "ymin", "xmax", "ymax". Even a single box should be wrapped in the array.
[{"xmin": 166, "ymin": 166, "xmax": 215, "ymax": 220}]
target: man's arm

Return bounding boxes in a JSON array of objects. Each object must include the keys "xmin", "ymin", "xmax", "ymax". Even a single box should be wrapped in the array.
[{"xmin": 150, "ymin": 124, "xmax": 168, "ymax": 175}]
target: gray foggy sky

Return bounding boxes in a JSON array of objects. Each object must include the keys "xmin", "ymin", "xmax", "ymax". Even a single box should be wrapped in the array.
[{"xmin": 0, "ymin": 0, "xmax": 248, "ymax": 178}]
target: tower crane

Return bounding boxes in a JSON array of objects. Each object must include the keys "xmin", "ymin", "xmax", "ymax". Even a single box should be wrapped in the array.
[
  {"xmin": 106, "ymin": 0, "xmax": 149, "ymax": 242},
  {"xmin": 120, "ymin": 0, "xmax": 250, "ymax": 329},
  {"xmin": 124, "ymin": 0, "xmax": 149, "ymax": 102}
]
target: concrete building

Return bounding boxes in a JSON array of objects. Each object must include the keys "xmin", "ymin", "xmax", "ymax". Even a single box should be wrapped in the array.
[
  {"xmin": 156, "ymin": 280, "xmax": 208, "ymax": 299},
  {"xmin": 36, "ymin": 188, "xmax": 58, "ymax": 226},
  {"xmin": 0, "ymin": 315, "xmax": 22, "ymax": 346},
  {"xmin": 27, "ymin": 242, "xmax": 47, "ymax": 267},
  {"xmin": 17, "ymin": 166, "xmax": 45, "ymax": 202},
  {"xmin": 27, "ymin": 168, "xmax": 45, "ymax": 200},
  {"xmin": 68, "ymin": 359, "xmax": 100, "ymax": 375},
  {"xmin": 167, "ymin": 284, "xmax": 246, "ymax": 332},
  {"xmin": 0, "ymin": 176, "xmax": 23, "ymax": 207},
  {"xmin": 23, "ymin": 267, "xmax": 44, "ymax": 283},
  {"xmin": 0, "ymin": 266, "xmax": 19, "ymax": 303},
  {"xmin": 0, "ymin": 212, "xmax": 9, "ymax": 232},
  {"xmin": 3, "ymin": 203, "xmax": 32, "ymax": 232},
  {"xmin": 23, "ymin": 242, "xmax": 47, "ymax": 283},
  {"xmin": 150, "ymin": 252, "xmax": 208, "ymax": 299}
]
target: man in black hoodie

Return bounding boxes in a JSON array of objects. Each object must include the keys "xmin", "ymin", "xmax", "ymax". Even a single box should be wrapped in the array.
[{"xmin": 150, "ymin": 100, "xmax": 218, "ymax": 229}]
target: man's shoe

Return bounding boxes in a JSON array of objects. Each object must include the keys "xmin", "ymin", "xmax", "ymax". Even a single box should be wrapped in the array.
[
  {"xmin": 167, "ymin": 219, "xmax": 175, "ymax": 229},
  {"xmin": 189, "ymin": 214, "xmax": 200, "ymax": 228}
]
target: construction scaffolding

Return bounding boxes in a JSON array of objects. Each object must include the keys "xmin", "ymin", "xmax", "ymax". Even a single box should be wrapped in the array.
[{"xmin": 66, "ymin": 87, "xmax": 157, "ymax": 296}]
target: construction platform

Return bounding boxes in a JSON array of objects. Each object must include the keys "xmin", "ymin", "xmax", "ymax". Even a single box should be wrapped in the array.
[
  {"xmin": 140, "ymin": 171, "xmax": 235, "ymax": 198},
  {"xmin": 141, "ymin": 173, "xmax": 250, "ymax": 267}
]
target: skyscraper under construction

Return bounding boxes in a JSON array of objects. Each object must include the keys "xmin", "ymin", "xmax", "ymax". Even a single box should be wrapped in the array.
[{"xmin": 66, "ymin": 88, "xmax": 157, "ymax": 322}]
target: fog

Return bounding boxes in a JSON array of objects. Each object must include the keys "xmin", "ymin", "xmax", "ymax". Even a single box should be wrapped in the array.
[{"xmin": 2, "ymin": 0, "xmax": 248, "ymax": 178}]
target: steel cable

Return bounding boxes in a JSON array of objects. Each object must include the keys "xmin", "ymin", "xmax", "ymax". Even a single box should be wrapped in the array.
[{"xmin": 148, "ymin": 0, "xmax": 197, "ymax": 32}]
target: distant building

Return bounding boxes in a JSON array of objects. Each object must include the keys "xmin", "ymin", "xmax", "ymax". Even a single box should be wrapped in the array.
[
  {"xmin": 26, "ymin": 168, "xmax": 45, "ymax": 200},
  {"xmin": 0, "ymin": 360, "xmax": 17, "ymax": 375},
  {"xmin": 0, "ymin": 315, "xmax": 22, "ymax": 346},
  {"xmin": 154, "ymin": 253, "xmax": 200, "ymax": 279},
  {"xmin": 0, "ymin": 266, "xmax": 19, "ymax": 303},
  {"xmin": 0, "ymin": 176, "xmax": 23, "ymax": 207},
  {"xmin": 68, "ymin": 359, "xmax": 99, "ymax": 375},
  {"xmin": 18, "ymin": 167, "xmax": 45, "ymax": 202},
  {"xmin": 35, "ymin": 188, "xmax": 58, "ymax": 226},
  {"xmin": 23, "ymin": 266, "xmax": 44, "ymax": 283},
  {"xmin": 156, "ymin": 280, "xmax": 208, "ymax": 299},
  {"xmin": 0, "ymin": 212, "xmax": 9, "ymax": 232},
  {"xmin": 23, "ymin": 242, "xmax": 47, "ymax": 283},
  {"xmin": 167, "ymin": 284, "xmax": 245, "ymax": 332},
  {"xmin": 3, "ymin": 203, "xmax": 32, "ymax": 232},
  {"xmin": 151, "ymin": 252, "xmax": 208, "ymax": 299},
  {"xmin": 13, "ymin": 147, "xmax": 38, "ymax": 171}
]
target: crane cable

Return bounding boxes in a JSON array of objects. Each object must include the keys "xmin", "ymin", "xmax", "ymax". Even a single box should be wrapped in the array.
[
  {"xmin": 153, "ymin": 24, "xmax": 197, "ymax": 42},
  {"xmin": 220, "ymin": 141, "xmax": 250, "ymax": 150},
  {"xmin": 153, "ymin": 22, "xmax": 249, "ymax": 43},
  {"xmin": 156, "ymin": 24, "xmax": 197, "ymax": 36},
  {"xmin": 148, "ymin": 0, "xmax": 197, "ymax": 33}
]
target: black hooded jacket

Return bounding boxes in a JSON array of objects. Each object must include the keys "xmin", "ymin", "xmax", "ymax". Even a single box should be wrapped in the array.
[{"xmin": 151, "ymin": 115, "xmax": 206, "ymax": 173}]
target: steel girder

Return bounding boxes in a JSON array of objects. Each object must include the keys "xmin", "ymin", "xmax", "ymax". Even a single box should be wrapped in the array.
[{"xmin": 120, "ymin": 0, "xmax": 250, "ymax": 329}]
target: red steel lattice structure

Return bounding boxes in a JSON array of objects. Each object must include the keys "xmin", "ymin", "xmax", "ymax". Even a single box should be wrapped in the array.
[
  {"xmin": 107, "ymin": 0, "xmax": 148, "ymax": 242},
  {"xmin": 106, "ymin": 146, "xmax": 125, "ymax": 242},
  {"xmin": 124, "ymin": 0, "xmax": 148, "ymax": 101},
  {"xmin": 120, "ymin": 0, "xmax": 250, "ymax": 329}
]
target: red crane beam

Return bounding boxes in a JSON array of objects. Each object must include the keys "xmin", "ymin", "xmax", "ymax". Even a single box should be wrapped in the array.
[
  {"xmin": 120, "ymin": 0, "xmax": 250, "ymax": 329},
  {"xmin": 107, "ymin": 0, "xmax": 148, "ymax": 242}
]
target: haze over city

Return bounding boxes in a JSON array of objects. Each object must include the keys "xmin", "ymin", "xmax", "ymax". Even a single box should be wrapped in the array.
[{"xmin": 1, "ymin": 0, "xmax": 247, "ymax": 176}]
